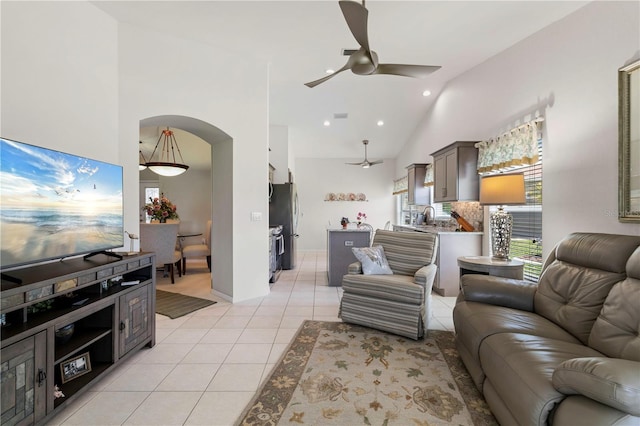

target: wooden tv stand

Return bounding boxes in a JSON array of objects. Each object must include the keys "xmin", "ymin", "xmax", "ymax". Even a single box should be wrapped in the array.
[{"xmin": 0, "ymin": 252, "xmax": 156, "ymax": 425}]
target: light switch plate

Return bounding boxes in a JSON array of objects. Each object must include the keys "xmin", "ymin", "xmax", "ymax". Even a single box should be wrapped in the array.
[{"xmin": 251, "ymin": 212, "xmax": 262, "ymax": 221}]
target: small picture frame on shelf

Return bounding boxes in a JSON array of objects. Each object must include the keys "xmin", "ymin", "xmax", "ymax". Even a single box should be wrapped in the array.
[{"xmin": 60, "ymin": 352, "xmax": 92, "ymax": 383}]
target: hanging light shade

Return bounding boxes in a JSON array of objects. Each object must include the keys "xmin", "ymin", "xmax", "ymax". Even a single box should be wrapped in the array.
[
  {"xmin": 145, "ymin": 128, "xmax": 189, "ymax": 176},
  {"xmin": 139, "ymin": 141, "xmax": 148, "ymax": 171}
]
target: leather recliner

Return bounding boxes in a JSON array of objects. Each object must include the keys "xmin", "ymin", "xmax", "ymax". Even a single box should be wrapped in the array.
[{"xmin": 453, "ymin": 232, "xmax": 640, "ymax": 425}]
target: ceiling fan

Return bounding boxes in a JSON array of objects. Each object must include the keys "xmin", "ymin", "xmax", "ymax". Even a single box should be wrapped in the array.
[
  {"xmin": 305, "ymin": 0, "xmax": 442, "ymax": 88},
  {"xmin": 346, "ymin": 140, "xmax": 383, "ymax": 168}
]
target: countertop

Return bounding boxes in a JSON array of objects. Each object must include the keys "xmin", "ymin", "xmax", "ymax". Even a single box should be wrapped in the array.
[
  {"xmin": 393, "ymin": 224, "xmax": 484, "ymax": 235},
  {"xmin": 327, "ymin": 227, "xmax": 371, "ymax": 232}
]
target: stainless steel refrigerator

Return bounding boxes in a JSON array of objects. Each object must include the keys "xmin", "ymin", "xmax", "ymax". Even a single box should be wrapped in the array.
[{"xmin": 269, "ymin": 183, "xmax": 299, "ymax": 270}]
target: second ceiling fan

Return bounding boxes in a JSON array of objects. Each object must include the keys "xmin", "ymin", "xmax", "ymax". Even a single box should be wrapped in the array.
[
  {"xmin": 346, "ymin": 140, "xmax": 383, "ymax": 168},
  {"xmin": 305, "ymin": 0, "xmax": 442, "ymax": 88}
]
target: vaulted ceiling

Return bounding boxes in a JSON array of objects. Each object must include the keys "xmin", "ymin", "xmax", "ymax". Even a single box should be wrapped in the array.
[{"xmin": 95, "ymin": 0, "xmax": 588, "ymax": 168}]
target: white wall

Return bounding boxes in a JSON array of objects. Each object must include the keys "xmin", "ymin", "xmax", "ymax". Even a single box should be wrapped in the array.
[
  {"xmin": 1, "ymin": 1, "xmax": 118, "ymax": 167},
  {"xmin": 157, "ymin": 168, "xmax": 212, "ymax": 236},
  {"xmin": 295, "ymin": 158, "xmax": 396, "ymax": 250},
  {"xmin": 269, "ymin": 125, "xmax": 290, "ymax": 184},
  {"xmin": 1, "ymin": 2, "xmax": 270, "ymax": 303},
  {"xmin": 117, "ymin": 24, "xmax": 270, "ymax": 302},
  {"xmin": 396, "ymin": 1, "xmax": 640, "ymax": 257}
]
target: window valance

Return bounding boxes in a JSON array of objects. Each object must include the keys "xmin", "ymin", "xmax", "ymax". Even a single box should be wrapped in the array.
[
  {"xmin": 476, "ymin": 119, "xmax": 542, "ymax": 174},
  {"xmin": 423, "ymin": 164, "xmax": 434, "ymax": 187},
  {"xmin": 393, "ymin": 176, "xmax": 408, "ymax": 195}
]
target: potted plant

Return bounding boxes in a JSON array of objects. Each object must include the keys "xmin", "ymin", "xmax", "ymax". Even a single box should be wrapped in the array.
[{"xmin": 340, "ymin": 217, "xmax": 349, "ymax": 229}]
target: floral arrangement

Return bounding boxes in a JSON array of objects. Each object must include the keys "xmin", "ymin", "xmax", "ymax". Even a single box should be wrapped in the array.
[
  {"xmin": 143, "ymin": 194, "xmax": 179, "ymax": 222},
  {"xmin": 356, "ymin": 212, "xmax": 367, "ymax": 224}
]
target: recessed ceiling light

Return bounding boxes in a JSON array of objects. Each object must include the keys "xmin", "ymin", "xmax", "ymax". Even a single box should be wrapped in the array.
[
  {"xmin": 377, "ymin": 120, "xmax": 384, "ymax": 126},
  {"xmin": 323, "ymin": 120, "xmax": 331, "ymax": 127},
  {"xmin": 326, "ymin": 69, "xmax": 335, "ymax": 74},
  {"xmin": 422, "ymin": 90, "xmax": 432, "ymax": 97}
]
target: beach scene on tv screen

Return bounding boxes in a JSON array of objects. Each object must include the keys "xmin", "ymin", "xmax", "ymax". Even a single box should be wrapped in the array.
[{"xmin": 0, "ymin": 138, "xmax": 124, "ymax": 268}]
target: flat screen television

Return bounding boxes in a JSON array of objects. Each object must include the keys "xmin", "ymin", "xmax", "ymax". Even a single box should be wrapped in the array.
[{"xmin": 0, "ymin": 137, "xmax": 124, "ymax": 271}]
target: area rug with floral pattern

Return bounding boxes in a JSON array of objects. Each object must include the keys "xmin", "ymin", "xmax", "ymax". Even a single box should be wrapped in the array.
[{"xmin": 236, "ymin": 320, "xmax": 497, "ymax": 425}]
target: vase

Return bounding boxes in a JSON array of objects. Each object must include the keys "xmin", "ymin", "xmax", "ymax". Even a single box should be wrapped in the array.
[{"xmin": 342, "ymin": 223, "xmax": 347, "ymax": 229}]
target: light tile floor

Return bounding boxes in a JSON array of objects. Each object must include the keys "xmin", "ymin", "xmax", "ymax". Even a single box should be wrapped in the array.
[{"xmin": 47, "ymin": 252, "xmax": 456, "ymax": 426}]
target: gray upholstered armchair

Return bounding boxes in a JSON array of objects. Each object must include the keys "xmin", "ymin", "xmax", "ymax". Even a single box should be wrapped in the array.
[
  {"xmin": 339, "ymin": 229, "xmax": 439, "ymax": 340},
  {"xmin": 140, "ymin": 223, "xmax": 182, "ymax": 283}
]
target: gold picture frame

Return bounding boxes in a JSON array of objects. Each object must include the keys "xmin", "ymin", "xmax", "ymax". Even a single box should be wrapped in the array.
[{"xmin": 618, "ymin": 59, "xmax": 640, "ymax": 222}]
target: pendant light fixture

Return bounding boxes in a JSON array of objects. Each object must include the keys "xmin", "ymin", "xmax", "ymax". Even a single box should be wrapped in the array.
[
  {"xmin": 145, "ymin": 127, "xmax": 189, "ymax": 176},
  {"xmin": 138, "ymin": 141, "xmax": 148, "ymax": 171}
]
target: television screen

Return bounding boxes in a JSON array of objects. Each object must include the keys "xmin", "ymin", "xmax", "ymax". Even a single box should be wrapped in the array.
[{"xmin": 0, "ymin": 137, "xmax": 124, "ymax": 269}]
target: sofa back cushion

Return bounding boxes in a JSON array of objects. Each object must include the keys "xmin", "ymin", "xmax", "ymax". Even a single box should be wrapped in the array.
[
  {"xmin": 588, "ymin": 247, "xmax": 640, "ymax": 360},
  {"xmin": 371, "ymin": 230, "xmax": 437, "ymax": 276},
  {"xmin": 534, "ymin": 233, "xmax": 640, "ymax": 345}
]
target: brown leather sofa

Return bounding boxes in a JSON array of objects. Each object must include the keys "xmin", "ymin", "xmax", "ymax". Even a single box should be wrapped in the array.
[{"xmin": 453, "ymin": 232, "xmax": 640, "ymax": 425}]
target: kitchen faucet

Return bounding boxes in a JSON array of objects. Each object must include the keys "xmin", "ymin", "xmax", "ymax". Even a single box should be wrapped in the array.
[{"xmin": 423, "ymin": 205, "xmax": 436, "ymax": 225}]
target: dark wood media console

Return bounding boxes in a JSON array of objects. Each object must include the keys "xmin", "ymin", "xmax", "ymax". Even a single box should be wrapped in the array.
[{"xmin": 0, "ymin": 252, "xmax": 156, "ymax": 425}]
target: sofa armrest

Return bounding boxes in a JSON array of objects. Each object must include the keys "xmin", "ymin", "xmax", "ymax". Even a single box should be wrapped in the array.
[
  {"xmin": 347, "ymin": 261, "xmax": 363, "ymax": 275},
  {"xmin": 459, "ymin": 274, "xmax": 537, "ymax": 311},
  {"xmin": 414, "ymin": 264, "xmax": 437, "ymax": 289},
  {"xmin": 552, "ymin": 357, "xmax": 640, "ymax": 416}
]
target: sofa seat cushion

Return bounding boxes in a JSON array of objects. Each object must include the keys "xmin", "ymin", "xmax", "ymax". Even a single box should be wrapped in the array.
[
  {"xmin": 453, "ymin": 301, "xmax": 581, "ymax": 362},
  {"xmin": 549, "ymin": 395, "xmax": 640, "ymax": 426},
  {"xmin": 341, "ymin": 273, "xmax": 423, "ymax": 305},
  {"xmin": 479, "ymin": 332, "xmax": 605, "ymax": 426}
]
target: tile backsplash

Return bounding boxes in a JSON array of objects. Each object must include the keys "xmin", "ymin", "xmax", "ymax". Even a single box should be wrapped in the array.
[{"xmin": 451, "ymin": 201, "xmax": 483, "ymax": 231}]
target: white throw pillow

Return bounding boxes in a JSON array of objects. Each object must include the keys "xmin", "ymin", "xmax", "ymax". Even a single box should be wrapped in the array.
[{"xmin": 352, "ymin": 245, "xmax": 393, "ymax": 275}]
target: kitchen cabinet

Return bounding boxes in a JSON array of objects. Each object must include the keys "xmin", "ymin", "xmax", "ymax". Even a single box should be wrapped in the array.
[
  {"xmin": 406, "ymin": 163, "xmax": 431, "ymax": 205},
  {"xmin": 0, "ymin": 253, "xmax": 156, "ymax": 424},
  {"xmin": 327, "ymin": 229, "xmax": 370, "ymax": 286},
  {"xmin": 392, "ymin": 225, "xmax": 482, "ymax": 296},
  {"xmin": 431, "ymin": 141, "xmax": 479, "ymax": 203}
]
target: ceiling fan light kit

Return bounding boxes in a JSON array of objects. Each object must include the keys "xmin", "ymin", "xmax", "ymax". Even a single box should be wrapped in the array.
[
  {"xmin": 305, "ymin": 0, "xmax": 441, "ymax": 88},
  {"xmin": 346, "ymin": 139, "xmax": 383, "ymax": 168}
]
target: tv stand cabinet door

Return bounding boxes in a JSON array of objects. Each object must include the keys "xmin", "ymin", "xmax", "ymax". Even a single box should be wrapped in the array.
[
  {"xmin": 1, "ymin": 330, "xmax": 47, "ymax": 425},
  {"xmin": 118, "ymin": 285, "xmax": 152, "ymax": 357}
]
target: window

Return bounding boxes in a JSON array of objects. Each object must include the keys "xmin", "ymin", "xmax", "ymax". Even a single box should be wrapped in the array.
[
  {"xmin": 489, "ymin": 140, "xmax": 543, "ymax": 281},
  {"xmin": 143, "ymin": 186, "xmax": 160, "ymax": 222}
]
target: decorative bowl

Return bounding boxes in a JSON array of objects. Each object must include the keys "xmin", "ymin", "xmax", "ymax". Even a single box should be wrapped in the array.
[{"xmin": 55, "ymin": 323, "xmax": 75, "ymax": 345}]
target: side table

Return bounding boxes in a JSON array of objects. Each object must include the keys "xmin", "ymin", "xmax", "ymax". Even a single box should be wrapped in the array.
[{"xmin": 457, "ymin": 256, "xmax": 524, "ymax": 280}]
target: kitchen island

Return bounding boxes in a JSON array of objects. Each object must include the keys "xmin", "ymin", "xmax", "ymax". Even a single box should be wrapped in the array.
[
  {"xmin": 326, "ymin": 228, "xmax": 371, "ymax": 286},
  {"xmin": 393, "ymin": 224, "xmax": 482, "ymax": 296}
]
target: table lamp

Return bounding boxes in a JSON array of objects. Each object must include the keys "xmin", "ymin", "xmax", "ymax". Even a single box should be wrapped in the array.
[{"xmin": 479, "ymin": 173, "xmax": 526, "ymax": 260}]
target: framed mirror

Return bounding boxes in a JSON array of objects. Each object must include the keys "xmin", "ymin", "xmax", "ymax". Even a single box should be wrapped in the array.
[{"xmin": 618, "ymin": 59, "xmax": 640, "ymax": 222}]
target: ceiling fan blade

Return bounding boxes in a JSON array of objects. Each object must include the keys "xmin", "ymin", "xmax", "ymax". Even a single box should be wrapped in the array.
[
  {"xmin": 339, "ymin": 1, "xmax": 371, "ymax": 53},
  {"xmin": 304, "ymin": 54, "xmax": 358, "ymax": 87},
  {"xmin": 373, "ymin": 63, "xmax": 442, "ymax": 78},
  {"xmin": 304, "ymin": 72, "xmax": 340, "ymax": 88},
  {"xmin": 369, "ymin": 159, "xmax": 384, "ymax": 165},
  {"xmin": 345, "ymin": 161, "xmax": 365, "ymax": 166}
]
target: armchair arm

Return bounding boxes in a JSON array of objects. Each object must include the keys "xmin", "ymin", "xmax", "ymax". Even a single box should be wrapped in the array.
[
  {"xmin": 460, "ymin": 274, "xmax": 537, "ymax": 312},
  {"xmin": 414, "ymin": 264, "xmax": 437, "ymax": 289},
  {"xmin": 347, "ymin": 261, "xmax": 363, "ymax": 275},
  {"xmin": 552, "ymin": 357, "xmax": 640, "ymax": 416}
]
